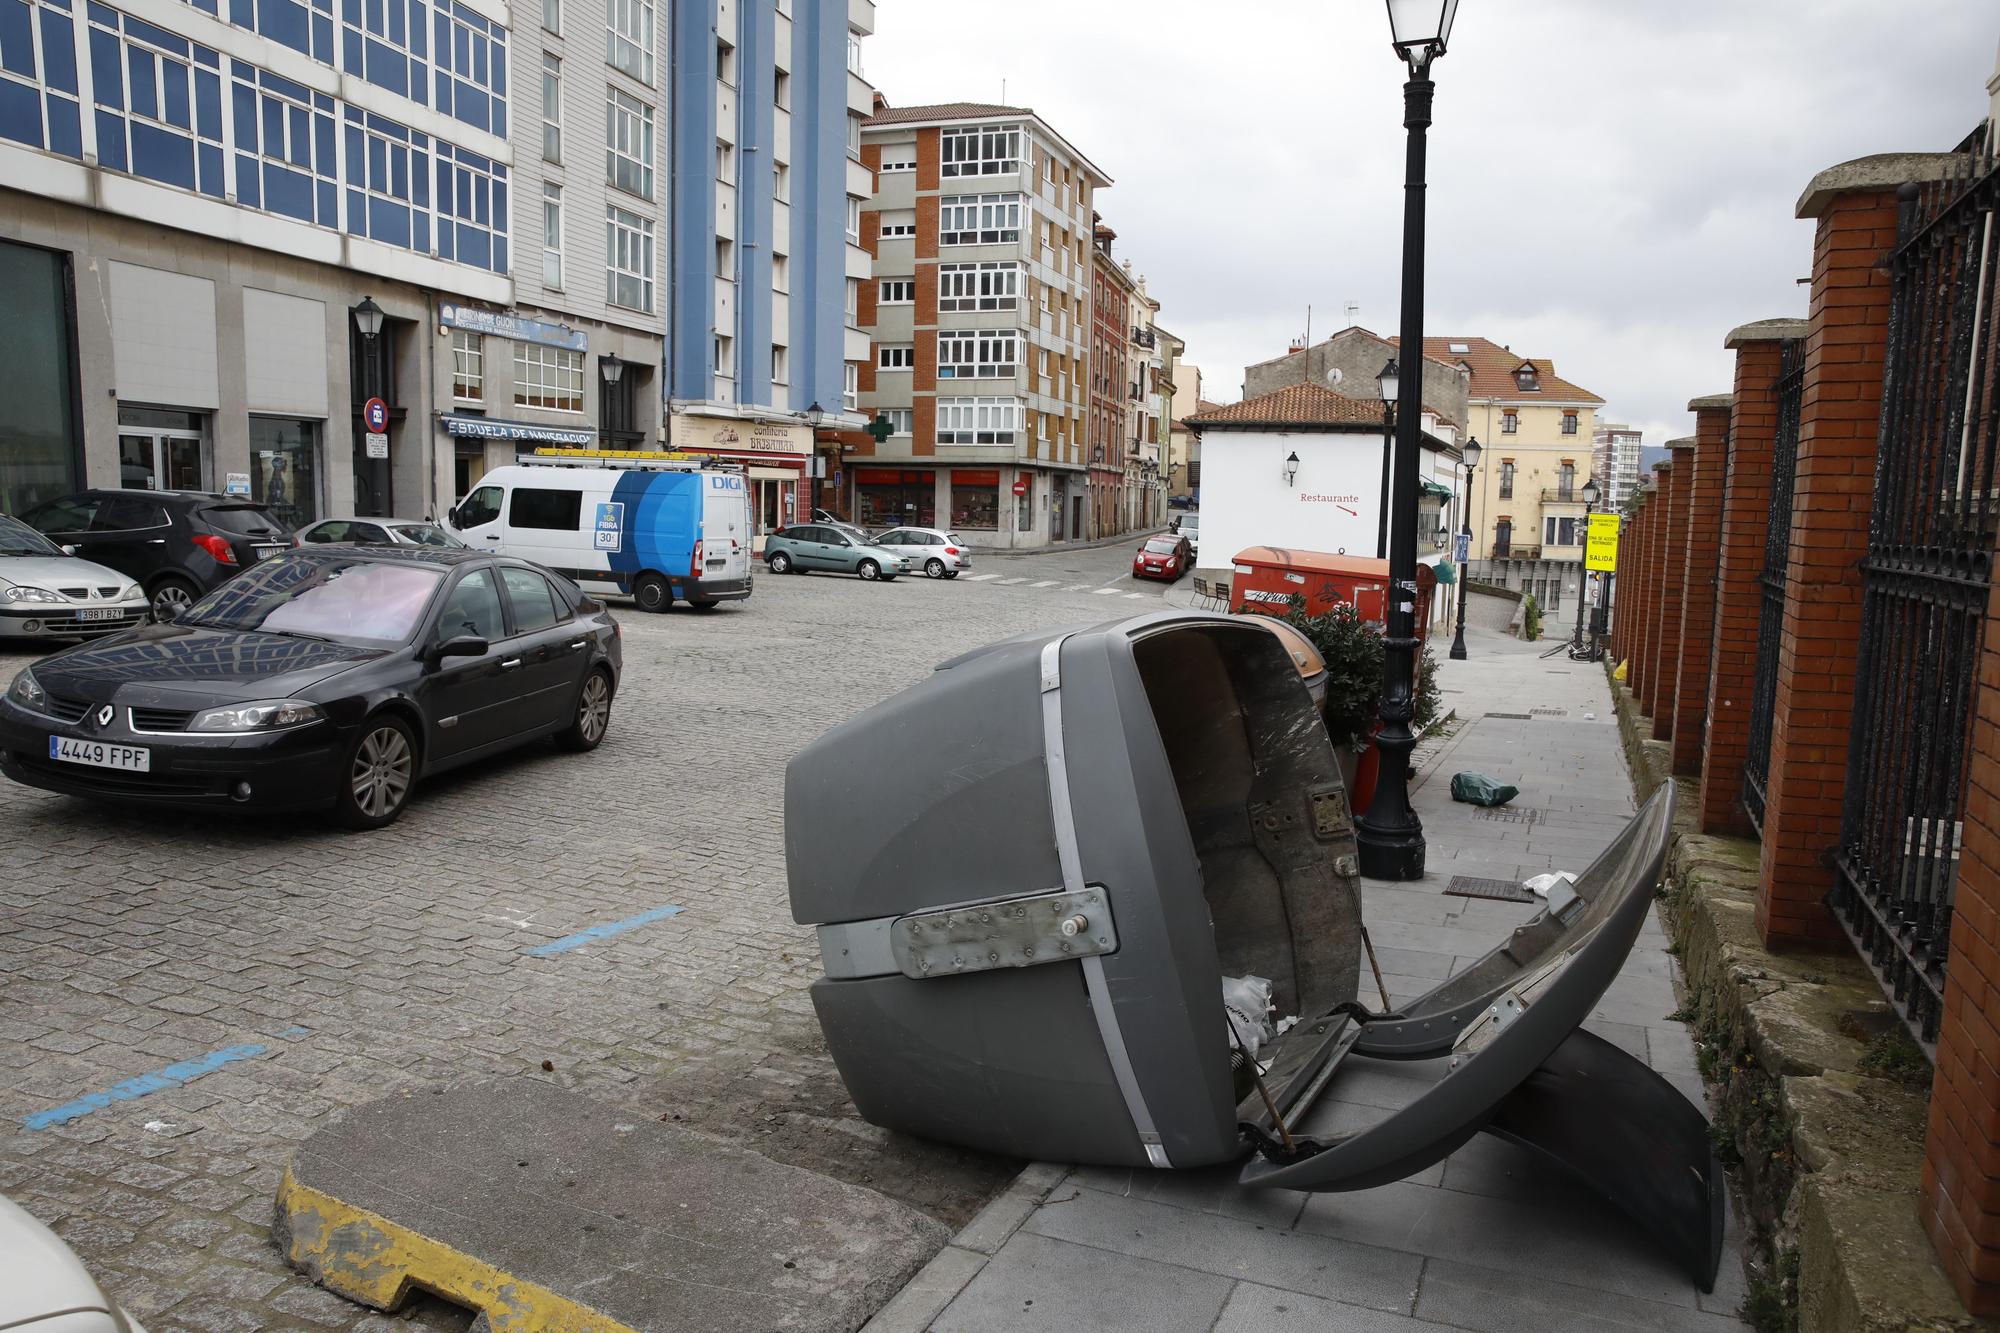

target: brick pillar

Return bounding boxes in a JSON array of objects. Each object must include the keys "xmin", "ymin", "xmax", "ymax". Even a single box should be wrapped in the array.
[
  {"xmin": 1755, "ymin": 156, "xmax": 1953, "ymax": 949},
  {"xmin": 1671, "ymin": 418, "xmax": 1726, "ymax": 775},
  {"xmin": 1699, "ymin": 322, "xmax": 1810, "ymax": 835},
  {"xmin": 1634, "ymin": 475, "xmax": 1664, "ymax": 708},
  {"xmin": 1631, "ymin": 484, "xmax": 1658, "ymax": 700},
  {"xmin": 1646, "ymin": 458, "xmax": 1684, "ymax": 735}
]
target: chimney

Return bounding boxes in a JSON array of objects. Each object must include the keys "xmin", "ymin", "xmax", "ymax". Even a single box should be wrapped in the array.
[{"xmin": 1288, "ymin": 337, "xmax": 1305, "ymax": 355}]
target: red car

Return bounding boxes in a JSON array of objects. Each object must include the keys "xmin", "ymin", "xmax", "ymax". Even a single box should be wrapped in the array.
[{"xmin": 1132, "ymin": 535, "xmax": 1191, "ymax": 581}]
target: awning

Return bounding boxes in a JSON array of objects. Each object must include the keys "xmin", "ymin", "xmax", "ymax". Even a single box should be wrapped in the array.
[{"xmin": 1420, "ymin": 479, "xmax": 1454, "ymax": 498}]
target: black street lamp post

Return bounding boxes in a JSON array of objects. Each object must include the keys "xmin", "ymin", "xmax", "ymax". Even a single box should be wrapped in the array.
[
  {"xmin": 1449, "ymin": 435, "xmax": 1480, "ymax": 660},
  {"xmin": 1356, "ymin": 0, "xmax": 1459, "ymax": 882},
  {"xmin": 352, "ymin": 296, "xmax": 387, "ymax": 518},
  {"xmin": 1375, "ymin": 358, "xmax": 1397, "ymax": 559}
]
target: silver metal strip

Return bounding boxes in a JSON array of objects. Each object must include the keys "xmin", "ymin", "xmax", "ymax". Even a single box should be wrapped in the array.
[{"xmin": 1040, "ymin": 634, "xmax": 1170, "ymax": 1169}]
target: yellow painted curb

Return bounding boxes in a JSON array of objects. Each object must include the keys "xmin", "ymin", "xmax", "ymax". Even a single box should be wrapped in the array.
[{"xmin": 273, "ymin": 1166, "xmax": 639, "ymax": 1333}]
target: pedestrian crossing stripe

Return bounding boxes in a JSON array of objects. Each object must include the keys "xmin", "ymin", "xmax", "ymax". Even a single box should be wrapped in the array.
[
  {"xmin": 1031, "ymin": 580, "xmax": 1059, "ymax": 588},
  {"xmin": 1094, "ymin": 588, "xmax": 1121, "ymax": 595},
  {"xmin": 995, "ymin": 577, "xmax": 1026, "ymax": 585},
  {"xmin": 1064, "ymin": 584, "xmax": 1092, "ymax": 592},
  {"xmin": 1124, "ymin": 592, "xmax": 1147, "ymax": 599},
  {"xmin": 962, "ymin": 573, "xmax": 1000, "ymax": 581}
]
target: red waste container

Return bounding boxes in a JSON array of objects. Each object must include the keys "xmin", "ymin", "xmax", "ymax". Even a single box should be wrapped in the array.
[{"xmin": 1229, "ymin": 547, "xmax": 1437, "ymax": 643}]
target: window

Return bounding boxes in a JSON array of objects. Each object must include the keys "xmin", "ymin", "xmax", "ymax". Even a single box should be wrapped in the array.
[
  {"xmin": 938, "ymin": 262, "xmax": 1019, "ymax": 311},
  {"xmin": 878, "ymin": 210, "xmax": 916, "ymax": 238},
  {"xmin": 1515, "ymin": 365, "xmax": 1540, "ymax": 392},
  {"xmin": 440, "ymin": 568, "xmax": 504, "ymax": 640},
  {"xmin": 542, "ymin": 183, "xmax": 564, "ymax": 288},
  {"xmin": 774, "ymin": 69, "xmax": 789, "ymax": 110},
  {"xmin": 1498, "ymin": 461, "xmax": 1514, "ymax": 499},
  {"xmin": 846, "ymin": 197, "xmax": 861, "ymax": 241},
  {"xmin": 775, "ymin": 161, "xmax": 790, "ymax": 201},
  {"xmin": 936, "ymin": 397, "xmax": 1020, "ymax": 445},
  {"xmin": 772, "ymin": 345, "xmax": 788, "ymax": 384},
  {"xmin": 939, "ymin": 194, "xmax": 1022, "ymax": 245},
  {"xmin": 880, "ymin": 280, "xmax": 914, "ymax": 305},
  {"xmin": 509, "ymin": 487, "xmax": 583, "ymax": 531},
  {"xmin": 514, "ymin": 344, "xmax": 585, "ymax": 412},
  {"xmin": 606, "ymin": 89, "xmax": 654, "ymax": 197},
  {"xmin": 844, "ymin": 362, "xmax": 859, "ymax": 411},
  {"xmin": 878, "ymin": 153, "xmax": 916, "ymax": 173},
  {"xmin": 714, "ymin": 335, "xmax": 733, "ymax": 376},
  {"xmin": 541, "ymin": 54, "xmax": 561, "ymax": 162},
  {"xmin": 937, "ymin": 330, "xmax": 1017, "ymax": 379},
  {"xmin": 941, "ymin": 125, "xmax": 1021, "ymax": 177},
  {"xmin": 716, "ymin": 236, "xmax": 734, "ymax": 275},
  {"xmin": 846, "ymin": 34, "xmax": 862, "ymax": 75},
  {"xmin": 1559, "ymin": 461, "xmax": 1576, "ymax": 496},
  {"xmin": 717, "ymin": 139, "xmax": 734, "ymax": 183},
  {"xmin": 1562, "ymin": 412, "xmax": 1579, "ymax": 435},
  {"xmin": 1501, "ymin": 410, "xmax": 1518, "ymax": 434},
  {"xmin": 501, "ymin": 567, "xmax": 564, "ymax": 630},
  {"xmin": 606, "ymin": 206, "xmax": 655, "ymax": 311},
  {"xmin": 1543, "ymin": 516, "xmax": 1579, "ymax": 547},
  {"xmin": 457, "ymin": 485, "xmax": 502, "ymax": 528},
  {"xmin": 716, "ymin": 40, "xmax": 736, "ymax": 86},
  {"xmin": 877, "ymin": 409, "xmax": 912, "ymax": 436},
  {"xmin": 607, "ymin": 0, "xmax": 654, "ymax": 83},
  {"xmin": 847, "ymin": 115, "xmax": 860, "ymax": 160},
  {"xmin": 542, "ymin": 0, "xmax": 558, "ymax": 34},
  {"xmin": 451, "ymin": 331, "xmax": 483, "ymax": 401},
  {"xmin": 844, "ymin": 278, "xmax": 859, "ymax": 322},
  {"xmin": 878, "ymin": 345, "xmax": 914, "ymax": 370},
  {"xmin": 772, "ymin": 253, "xmax": 788, "ymax": 291}
]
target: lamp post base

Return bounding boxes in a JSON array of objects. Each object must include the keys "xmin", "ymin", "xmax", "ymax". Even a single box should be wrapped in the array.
[
  {"xmin": 1448, "ymin": 632, "xmax": 1468, "ymax": 661},
  {"xmin": 1356, "ymin": 824, "xmax": 1426, "ymax": 881}
]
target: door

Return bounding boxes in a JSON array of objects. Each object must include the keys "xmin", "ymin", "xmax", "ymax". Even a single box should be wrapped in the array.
[
  {"xmin": 20, "ymin": 494, "xmax": 101, "ymax": 550},
  {"xmin": 455, "ymin": 484, "xmax": 505, "ymax": 551},
  {"xmin": 423, "ymin": 567, "xmax": 517, "ymax": 761},
  {"xmin": 497, "ymin": 565, "xmax": 586, "ymax": 731},
  {"xmin": 754, "ymin": 478, "xmax": 783, "ymax": 554},
  {"xmin": 873, "ymin": 528, "xmax": 914, "ymax": 565},
  {"xmin": 118, "ymin": 430, "xmax": 205, "ymax": 490},
  {"xmin": 700, "ymin": 476, "xmax": 750, "ymax": 581},
  {"xmin": 85, "ymin": 495, "xmax": 174, "ymax": 586}
]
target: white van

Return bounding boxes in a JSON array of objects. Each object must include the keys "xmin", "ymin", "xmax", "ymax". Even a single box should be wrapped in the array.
[{"xmin": 448, "ymin": 462, "xmax": 754, "ymax": 612}]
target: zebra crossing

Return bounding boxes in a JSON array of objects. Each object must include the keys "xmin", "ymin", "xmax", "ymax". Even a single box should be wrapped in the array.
[{"xmin": 956, "ymin": 571, "xmax": 1159, "ymax": 600}]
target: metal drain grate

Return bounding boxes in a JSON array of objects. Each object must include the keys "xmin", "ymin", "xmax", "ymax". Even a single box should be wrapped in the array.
[
  {"xmin": 1531, "ymin": 708, "xmax": 1568, "ymax": 717},
  {"xmin": 1444, "ymin": 875, "xmax": 1536, "ymax": 903},
  {"xmin": 1484, "ymin": 711, "xmax": 1533, "ymax": 720},
  {"xmin": 1472, "ymin": 806, "xmax": 1544, "ymax": 825}
]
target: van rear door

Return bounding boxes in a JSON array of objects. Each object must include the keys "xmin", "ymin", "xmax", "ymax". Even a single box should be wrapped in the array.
[{"xmin": 700, "ymin": 474, "xmax": 751, "ymax": 582}]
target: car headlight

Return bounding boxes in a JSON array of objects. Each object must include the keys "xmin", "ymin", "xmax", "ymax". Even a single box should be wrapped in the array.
[
  {"xmin": 189, "ymin": 700, "xmax": 326, "ymax": 732},
  {"xmin": 8, "ymin": 669, "xmax": 46, "ymax": 711},
  {"xmin": 119, "ymin": 584, "xmax": 145, "ymax": 601},
  {"xmin": 0, "ymin": 584, "xmax": 65, "ymax": 603}
]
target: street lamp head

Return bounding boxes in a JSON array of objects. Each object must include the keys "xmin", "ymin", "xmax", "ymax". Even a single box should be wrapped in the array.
[
  {"xmin": 1377, "ymin": 358, "xmax": 1400, "ymax": 405},
  {"xmin": 1461, "ymin": 436, "xmax": 1481, "ymax": 471},
  {"xmin": 1283, "ymin": 450, "xmax": 1301, "ymax": 487},
  {"xmin": 1385, "ymin": 0, "xmax": 1459, "ymax": 73},
  {"xmin": 804, "ymin": 401, "xmax": 826, "ymax": 428},
  {"xmin": 352, "ymin": 296, "xmax": 385, "ymax": 339},
  {"xmin": 599, "ymin": 352, "xmax": 625, "ymax": 386},
  {"xmin": 1581, "ymin": 477, "xmax": 1600, "ymax": 507}
]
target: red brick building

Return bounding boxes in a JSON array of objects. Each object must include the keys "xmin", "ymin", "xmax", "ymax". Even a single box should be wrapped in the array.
[{"xmin": 1089, "ymin": 218, "xmax": 1133, "ymax": 538}]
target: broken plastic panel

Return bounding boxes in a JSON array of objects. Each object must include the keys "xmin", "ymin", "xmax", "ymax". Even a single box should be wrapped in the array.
[{"xmin": 786, "ymin": 612, "xmax": 1721, "ymax": 1291}]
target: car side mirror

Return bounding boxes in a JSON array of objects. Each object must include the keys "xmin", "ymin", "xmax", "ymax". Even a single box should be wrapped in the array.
[
  {"xmin": 429, "ymin": 635, "xmax": 488, "ymax": 664},
  {"xmin": 60, "ymin": 544, "xmax": 78, "ymax": 556}
]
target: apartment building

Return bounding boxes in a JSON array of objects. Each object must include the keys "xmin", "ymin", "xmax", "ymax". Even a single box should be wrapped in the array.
[
  {"xmin": 1089, "ymin": 219, "xmax": 1133, "ymax": 537},
  {"xmin": 853, "ymin": 99, "xmax": 1109, "ymax": 547},
  {"xmin": 1592, "ymin": 420, "xmax": 1643, "ymax": 509},
  {"xmin": 666, "ymin": 0, "xmax": 876, "ymax": 541},
  {"xmin": 1126, "ymin": 273, "xmax": 1163, "ymax": 530},
  {"xmin": 0, "ymin": 0, "xmax": 535, "ymax": 523}
]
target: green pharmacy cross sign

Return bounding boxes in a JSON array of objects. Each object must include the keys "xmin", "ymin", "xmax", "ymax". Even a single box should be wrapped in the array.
[{"xmin": 866, "ymin": 415, "xmax": 895, "ymax": 444}]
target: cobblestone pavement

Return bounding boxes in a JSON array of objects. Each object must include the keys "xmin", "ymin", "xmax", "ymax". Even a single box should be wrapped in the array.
[{"xmin": 0, "ymin": 537, "xmax": 1170, "ymax": 1332}]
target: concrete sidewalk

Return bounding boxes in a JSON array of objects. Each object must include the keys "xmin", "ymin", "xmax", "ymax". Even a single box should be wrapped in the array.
[{"xmin": 867, "ymin": 626, "xmax": 1751, "ymax": 1333}]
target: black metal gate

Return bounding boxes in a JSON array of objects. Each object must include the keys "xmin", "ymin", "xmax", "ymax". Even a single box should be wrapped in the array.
[
  {"xmin": 1834, "ymin": 154, "xmax": 2000, "ymax": 1049},
  {"xmin": 1741, "ymin": 337, "xmax": 1806, "ymax": 833}
]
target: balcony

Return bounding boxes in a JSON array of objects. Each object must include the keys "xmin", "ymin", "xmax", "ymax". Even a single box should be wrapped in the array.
[
  {"xmin": 1488, "ymin": 545, "xmax": 1543, "ymax": 562},
  {"xmin": 1132, "ymin": 326, "xmax": 1157, "ymax": 349},
  {"xmin": 1540, "ymin": 488, "xmax": 1586, "ymax": 505}
]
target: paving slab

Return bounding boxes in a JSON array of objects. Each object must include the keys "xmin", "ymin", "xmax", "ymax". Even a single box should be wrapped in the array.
[{"xmin": 274, "ymin": 1078, "xmax": 948, "ymax": 1332}]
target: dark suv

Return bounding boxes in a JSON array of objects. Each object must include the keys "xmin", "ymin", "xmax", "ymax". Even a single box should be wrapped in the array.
[{"xmin": 18, "ymin": 491, "xmax": 295, "ymax": 619}]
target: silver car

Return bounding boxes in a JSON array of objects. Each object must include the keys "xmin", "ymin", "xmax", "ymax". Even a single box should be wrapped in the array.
[
  {"xmin": 297, "ymin": 517, "xmax": 467, "ymax": 549},
  {"xmin": 0, "ymin": 515, "xmax": 147, "ymax": 642},
  {"xmin": 871, "ymin": 527, "xmax": 972, "ymax": 579},
  {"xmin": 0, "ymin": 1192, "xmax": 149, "ymax": 1331}
]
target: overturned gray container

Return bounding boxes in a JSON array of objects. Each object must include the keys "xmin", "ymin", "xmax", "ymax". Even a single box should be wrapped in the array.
[{"xmin": 786, "ymin": 612, "xmax": 1366, "ymax": 1169}]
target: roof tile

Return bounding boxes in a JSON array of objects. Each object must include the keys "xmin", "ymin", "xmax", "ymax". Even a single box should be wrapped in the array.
[
  {"xmin": 1389, "ymin": 335, "xmax": 1603, "ymax": 403},
  {"xmin": 1185, "ymin": 383, "xmax": 1386, "ymax": 428}
]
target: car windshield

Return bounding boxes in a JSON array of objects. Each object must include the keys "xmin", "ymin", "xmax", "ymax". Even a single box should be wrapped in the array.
[
  {"xmin": 181, "ymin": 556, "xmax": 444, "ymax": 647},
  {"xmin": 201, "ymin": 505, "xmax": 288, "ymax": 537},
  {"xmin": 394, "ymin": 523, "xmax": 465, "ymax": 548},
  {"xmin": 1180, "ymin": 515, "xmax": 1199, "ymax": 531},
  {"xmin": 1144, "ymin": 538, "xmax": 1180, "ymax": 554},
  {"xmin": 0, "ymin": 515, "xmax": 62, "ymax": 557}
]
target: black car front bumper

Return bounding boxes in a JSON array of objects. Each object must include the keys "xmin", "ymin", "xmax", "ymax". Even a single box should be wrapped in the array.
[{"xmin": 0, "ymin": 698, "xmax": 345, "ymax": 812}]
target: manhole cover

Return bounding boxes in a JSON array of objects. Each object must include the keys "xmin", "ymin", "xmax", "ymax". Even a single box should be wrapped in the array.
[
  {"xmin": 1485, "ymin": 711, "xmax": 1533, "ymax": 720},
  {"xmin": 1444, "ymin": 875, "xmax": 1536, "ymax": 903}
]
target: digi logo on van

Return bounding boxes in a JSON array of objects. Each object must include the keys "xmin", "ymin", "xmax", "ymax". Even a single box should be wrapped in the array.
[{"xmin": 708, "ymin": 475, "xmax": 746, "ymax": 491}]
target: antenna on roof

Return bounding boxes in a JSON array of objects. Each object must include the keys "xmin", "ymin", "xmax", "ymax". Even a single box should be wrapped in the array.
[
  {"xmin": 1001, "ymin": 77, "xmax": 1007, "ymax": 103},
  {"xmin": 1304, "ymin": 305, "xmax": 1312, "ymax": 352},
  {"xmin": 1345, "ymin": 299, "xmax": 1360, "ymax": 324}
]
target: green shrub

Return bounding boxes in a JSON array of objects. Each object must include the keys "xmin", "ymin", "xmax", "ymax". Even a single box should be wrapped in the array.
[
  {"xmin": 1242, "ymin": 596, "xmax": 1445, "ymax": 748},
  {"xmin": 1522, "ymin": 593, "xmax": 1543, "ymax": 641}
]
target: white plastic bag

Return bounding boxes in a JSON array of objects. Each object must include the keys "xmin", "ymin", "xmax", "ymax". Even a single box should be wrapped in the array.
[{"xmin": 1222, "ymin": 974, "xmax": 1277, "ymax": 1061}]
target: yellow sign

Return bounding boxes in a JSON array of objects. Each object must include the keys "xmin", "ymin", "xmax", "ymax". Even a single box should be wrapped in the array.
[{"xmin": 1586, "ymin": 512, "xmax": 1621, "ymax": 572}]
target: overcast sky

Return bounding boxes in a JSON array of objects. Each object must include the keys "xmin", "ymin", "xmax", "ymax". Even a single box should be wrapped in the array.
[{"xmin": 865, "ymin": 1, "xmax": 1996, "ymax": 444}]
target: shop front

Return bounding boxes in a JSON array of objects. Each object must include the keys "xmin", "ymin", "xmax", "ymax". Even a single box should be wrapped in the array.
[
  {"xmin": 247, "ymin": 416, "xmax": 324, "ymax": 529},
  {"xmin": 0, "ymin": 239, "xmax": 81, "ymax": 516},
  {"xmin": 948, "ymin": 469, "xmax": 1000, "ymax": 536},
  {"xmin": 670, "ymin": 413, "xmax": 810, "ymax": 551},
  {"xmin": 855, "ymin": 468, "xmax": 935, "ymax": 530}
]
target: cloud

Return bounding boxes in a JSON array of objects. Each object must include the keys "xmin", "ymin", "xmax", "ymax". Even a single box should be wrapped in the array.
[{"xmin": 864, "ymin": 0, "xmax": 1994, "ymax": 440}]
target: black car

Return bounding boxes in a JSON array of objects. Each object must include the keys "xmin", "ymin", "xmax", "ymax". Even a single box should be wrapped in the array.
[
  {"xmin": 17, "ymin": 490, "xmax": 296, "ymax": 621},
  {"xmin": 0, "ymin": 546, "xmax": 621, "ymax": 829}
]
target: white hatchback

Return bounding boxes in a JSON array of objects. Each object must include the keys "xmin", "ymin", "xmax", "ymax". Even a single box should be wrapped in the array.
[{"xmin": 872, "ymin": 527, "xmax": 973, "ymax": 579}]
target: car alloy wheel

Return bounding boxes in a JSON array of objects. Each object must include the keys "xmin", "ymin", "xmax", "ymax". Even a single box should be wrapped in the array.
[
  {"xmin": 858, "ymin": 560, "xmax": 880, "ymax": 581},
  {"xmin": 151, "ymin": 580, "xmax": 196, "ymax": 618},
  {"xmin": 634, "ymin": 573, "xmax": 670, "ymax": 613},
  {"xmin": 577, "ymin": 672, "xmax": 610, "ymax": 743},
  {"xmin": 925, "ymin": 558, "xmax": 946, "ymax": 579},
  {"xmin": 350, "ymin": 724, "xmax": 412, "ymax": 820}
]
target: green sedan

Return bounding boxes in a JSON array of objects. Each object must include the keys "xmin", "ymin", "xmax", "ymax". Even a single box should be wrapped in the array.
[{"xmin": 764, "ymin": 524, "xmax": 911, "ymax": 581}]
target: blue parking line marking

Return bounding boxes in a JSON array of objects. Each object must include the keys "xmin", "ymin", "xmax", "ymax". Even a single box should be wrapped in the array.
[
  {"xmin": 526, "ymin": 905, "xmax": 686, "ymax": 957},
  {"xmin": 23, "ymin": 1043, "xmax": 268, "ymax": 1130}
]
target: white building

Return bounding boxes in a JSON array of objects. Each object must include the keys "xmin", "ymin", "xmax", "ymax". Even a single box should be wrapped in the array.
[{"xmin": 1592, "ymin": 421, "xmax": 1643, "ymax": 509}]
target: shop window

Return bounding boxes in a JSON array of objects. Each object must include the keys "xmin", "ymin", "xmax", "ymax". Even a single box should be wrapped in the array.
[
  {"xmin": 853, "ymin": 468, "xmax": 934, "ymax": 528},
  {"xmin": 0, "ymin": 242, "xmax": 80, "ymax": 517},
  {"xmin": 248, "ymin": 416, "xmax": 321, "ymax": 529},
  {"xmin": 950, "ymin": 470, "xmax": 1000, "ymax": 530}
]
